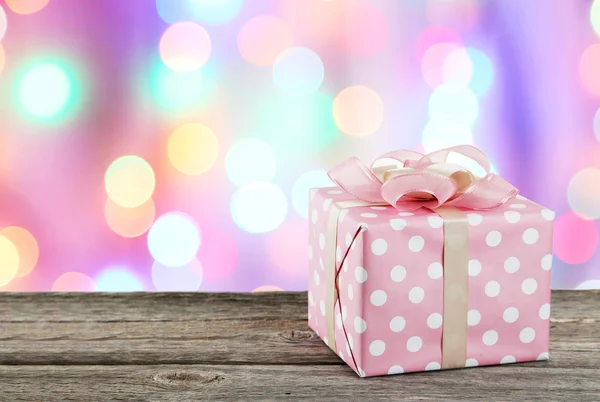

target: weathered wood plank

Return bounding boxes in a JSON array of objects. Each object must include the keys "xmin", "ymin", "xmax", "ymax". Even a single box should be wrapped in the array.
[{"xmin": 0, "ymin": 363, "xmax": 599, "ymax": 402}]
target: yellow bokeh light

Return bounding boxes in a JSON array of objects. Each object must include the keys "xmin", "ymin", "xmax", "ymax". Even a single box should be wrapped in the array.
[
  {"xmin": 105, "ymin": 198, "xmax": 156, "ymax": 238},
  {"xmin": 52, "ymin": 272, "xmax": 96, "ymax": 292},
  {"xmin": 333, "ymin": 85, "xmax": 385, "ymax": 137},
  {"xmin": 105, "ymin": 155, "xmax": 156, "ymax": 208},
  {"xmin": 6, "ymin": 0, "xmax": 50, "ymax": 14},
  {"xmin": 159, "ymin": 22, "xmax": 211, "ymax": 72},
  {"xmin": 0, "ymin": 235, "xmax": 19, "ymax": 287},
  {"xmin": 168, "ymin": 123, "xmax": 219, "ymax": 175},
  {"xmin": 0, "ymin": 226, "xmax": 39, "ymax": 278}
]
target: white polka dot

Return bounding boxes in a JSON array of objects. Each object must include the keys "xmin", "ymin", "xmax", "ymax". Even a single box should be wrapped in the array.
[
  {"xmin": 390, "ymin": 218, "xmax": 407, "ymax": 231},
  {"xmin": 324, "ymin": 337, "xmax": 328, "ymax": 346},
  {"xmin": 520, "ymin": 327, "xmax": 535, "ymax": 343},
  {"xmin": 336, "ymin": 245, "xmax": 342, "ymax": 262},
  {"xmin": 310, "ymin": 189, "xmax": 318, "ymax": 200},
  {"xmin": 342, "ymin": 305, "xmax": 347, "ymax": 321},
  {"xmin": 510, "ymin": 203, "xmax": 526, "ymax": 209},
  {"xmin": 357, "ymin": 367, "xmax": 366, "ymax": 377},
  {"xmin": 409, "ymin": 287, "xmax": 425, "ymax": 303},
  {"xmin": 369, "ymin": 340, "xmax": 386, "ymax": 356},
  {"xmin": 345, "ymin": 232, "xmax": 352, "ymax": 247},
  {"xmin": 371, "ymin": 238, "xmax": 388, "ymax": 256},
  {"xmin": 482, "ymin": 330, "xmax": 498, "ymax": 346},
  {"xmin": 486, "ymin": 231, "xmax": 502, "ymax": 247},
  {"xmin": 537, "ymin": 352, "xmax": 549, "ymax": 361},
  {"xmin": 398, "ymin": 212, "xmax": 414, "ymax": 216},
  {"xmin": 504, "ymin": 257, "xmax": 520, "ymax": 273},
  {"xmin": 336, "ymin": 312, "xmax": 342, "ymax": 329},
  {"xmin": 339, "ymin": 209, "xmax": 349, "ymax": 222},
  {"xmin": 468, "ymin": 309, "xmax": 481, "ymax": 326},
  {"xmin": 425, "ymin": 362, "xmax": 441, "ymax": 371},
  {"xmin": 308, "ymin": 311, "xmax": 311, "ymax": 320},
  {"xmin": 515, "ymin": 194, "xmax": 526, "ymax": 200},
  {"xmin": 407, "ymin": 336, "xmax": 422, "ymax": 352},
  {"xmin": 345, "ymin": 341, "xmax": 350, "ymax": 356},
  {"xmin": 323, "ymin": 198, "xmax": 332, "ymax": 211},
  {"xmin": 390, "ymin": 316, "xmax": 406, "ymax": 332},
  {"xmin": 504, "ymin": 210, "xmax": 521, "ymax": 223},
  {"xmin": 408, "ymin": 236, "xmax": 425, "ymax": 252},
  {"xmin": 391, "ymin": 265, "xmax": 406, "ymax": 282},
  {"xmin": 319, "ymin": 233, "xmax": 325, "ymax": 249},
  {"xmin": 465, "ymin": 358, "xmax": 478, "ymax": 367},
  {"xmin": 308, "ymin": 245, "xmax": 313, "ymax": 261},
  {"xmin": 354, "ymin": 317, "xmax": 367, "ymax": 333},
  {"xmin": 327, "ymin": 190, "xmax": 342, "ymax": 195},
  {"xmin": 388, "ymin": 365, "xmax": 404, "ymax": 375},
  {"xmin": 428, "ymin": 216, "xmax": 444, "ymax": 228},
  {"xmin": 313, "ymin": 270, "xmax": 320, "ymax": 286},
  {"xmin": 361, "ymin": 213, "xmax": 377, "ymax": 218},
  {"xmin": 348, "ymin": 284, "xmax": 353, "ymax": 300},
  {"xmin": 541, "ymin": 254, "xmax": 553, "ymax": 271},
  {"xmin": 319, "ymin": 300, "xmax": 325, "ymax": 316},
  {"xmin": 467, "ymin": 213, "xmax": 483, "ymax": 226},
  {"xmin": 541, "ymin": 209, "xmax": 555, "ymax": 221},
  {"xmin": 503, "ymin": 307, "xmax": 519, "ymax": 323},
  {"xmin": 311, "ymin": 209, "xmax": 318, "ymax": 224},
  {"xmin": 370, "ymin": 290, "xmax": 387, "ymax": 306},
  {"xmin": 523, "ymin": 228, "xmax": 539, "ymax": 244},
  {"xmin": 485, "ymin": 281, "xmax": 501, "ymax": 297},
  {"xmin": 522, "ymin": 278, "xmax": 537, "ymax": 295},
  {"xmin": 539, "ymin": 303, "xmax": 550, "ymax": 320},
  {"xmin": 371, "ymin": 206, "xmax": 386, "ymax": 210},
  {"xmin": 468, "ymin": 259, "xmax": 481, "ymax": 276},
  {"xmin": 347, "ymin": 332, "xmax": 353, "ymax": 348},
  {"xmin": 427, "ymin": 313, "xmax": 443, "ymax": 329},
  {"xmin": 428, "ymin": 262, "xmax": 443, "ymax": 279},
  {"xmin": 500, "ymin": 355, "xmax": 516, "ymax": 364},
  {"xmin": 355, "ymin": 266, "xmax": 367, "ymax": 283},
  {"xmin": 319, "ymin": 257, "xmax": 324, "ymax": 270}
]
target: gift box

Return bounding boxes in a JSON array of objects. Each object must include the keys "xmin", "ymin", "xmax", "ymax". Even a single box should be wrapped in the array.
[{"xmin": 307, "ymin": 146, "xmax": 554, "ymax": 377}]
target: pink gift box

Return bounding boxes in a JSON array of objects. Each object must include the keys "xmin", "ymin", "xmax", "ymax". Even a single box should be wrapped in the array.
[{"xmin": 307, "ymin": 186, "xmax": 554, "ymax": 377}]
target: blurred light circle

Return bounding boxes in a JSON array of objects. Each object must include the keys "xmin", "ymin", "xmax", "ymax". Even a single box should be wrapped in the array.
[
  {"xmin": 105, "ymin": 155, "xmax": 156, "ymax": 208},
  {"xmin": 580, "ymin": 44, "xmax": 600, "ymax": 96},
  {"xmin": 151, "ymin": 65, "xmax": 204, "ymax": 110},
  {"xmin": 17, "ymin": 63, "xmax": 73, "ymax": 119},
  {"xmin": 592, "ymin": 0, "xmax": 600, "ymax": 36},
  {"xmin": 576, "ymin": 279, "xmax": 600, "ymax": 289},
  {"xmin": 238, "ymin": 15, "xmax": 292, "ymax": 66},
  {"xmin": 422, "ymin": 117, "xmax": 473, "ymax": 154},
  {"xmin": 291, "ymin": 170, "xmax": 333, "ymax": 219},
  {"xmin": 343, "ymin": 3, "xmax": 388, "ymax": 56},
  {"xmin": 442, "ymin": 47, "xmax": 472, "ymax": 88},
  {"xmin": 95, "ymin": 268, "xmax": 144, "ymax": 292},
  {"xmin": 415, "ymin": 26, "xmax": 463, "ymax": 59},
  {"xmin": 567, "ymin": 168, "xmax": 600, "ymax": 220},
  {"xmin": 333, "ymin": 85, "xmax": 384, "ymax": 137},
  {"xmin": 197, "ymin": 227, "xmax": 239, "ymax": 280},
  {"xmin": 465, "ymin": 48, "xmax": 494, "ymax": 96},
  {"xmin": 105, "ymin": 198, "xmax": 156, "ymax": 238},
  {"xmin": 190, "ymin": 0, "xmax": 243, "ymax": 24},
  {"xmin": 0, "ymin": 226, "xmax": 38, "ymax": 278},
  {"xmin": 426, "ymin": 0, "xmax": 480, "ymax": 33},
  {"xmin": 554, "ymin": 212, "xmax": 598, "ymax": 264},
  {"xmin": 0, "ymin": 6, "xmax": 6, "ymax": 42},
  {"xmin": 156, "ymin": 0, "xmax": 193, "ymax": 24},
  {"xmin": 148, "ymin": 212, "xmax": 201, "ymax": 267},
  {"xmin": 267, "ymin": 220, "xmax": 308, "ymax": 278},
  {"xmin": 152, "ymin": 258, "xmax": 203, "ymax": 291},
  {"xmin": 6, "ymin": 0, "xmax": 49, "ymax": 14},
  {"xmin": 253, "ymin": 285, "xmax": 283, "ymax": 292},
  {"xmin": 231, "ymin": 182, "xmax": 287, "ymax": 233},
  {"xmin": 159, "ymin": 22, "xmax": 211, "ymax": 72},
  {"xmin": 421, "ymin": 43, "xmax": 460, "ymax": 89},
  {"xmin": 428, "ymin": 84, "xmax": 479, "ymax": 126},
  {"xmin": 168, "ymin": 123, "xmax": 219, "ymax": 175},
  {"xmin": 594, "ymin": 108, "xmax": 600, "ymax": 142},
  {"xmin": 273, "ymin": 47, "xmax": 324, "ymax": 96},
  {"xmin": 52, "ymin": 272, "xmax": 96, "ymax": 292},
  {"xmin": 0, "ymin": 235, "xmax": 19, "ymax": 287},
  {"xmin": 225, "ymin": 138, "xmax": 276, "ymax": 187}
]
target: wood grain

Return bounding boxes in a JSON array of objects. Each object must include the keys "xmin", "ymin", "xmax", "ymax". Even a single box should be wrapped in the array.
[{"xmin": 0, "ymin": 291, "xmax": 597, "ymax": 401}]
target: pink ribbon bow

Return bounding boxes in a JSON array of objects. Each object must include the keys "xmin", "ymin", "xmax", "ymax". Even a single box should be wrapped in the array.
[{"xmin": 328, "ymin": 145, "xmax": 519, "ymax": 212}]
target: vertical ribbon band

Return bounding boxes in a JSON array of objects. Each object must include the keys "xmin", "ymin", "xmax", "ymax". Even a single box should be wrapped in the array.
[{"xmin": 323, "ymin": 203, "xmax": 470, "ymax": 370}]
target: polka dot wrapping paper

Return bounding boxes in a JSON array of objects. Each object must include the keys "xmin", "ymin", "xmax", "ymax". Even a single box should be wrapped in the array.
[{"xmin": 308, "ymin": 188, "xmax": 554, "ymax": 377}]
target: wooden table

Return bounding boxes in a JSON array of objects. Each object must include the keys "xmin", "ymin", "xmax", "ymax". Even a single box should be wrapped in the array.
[{"xmin": 0, "ymin": 291, "xmax": 598, "ymax": 401}]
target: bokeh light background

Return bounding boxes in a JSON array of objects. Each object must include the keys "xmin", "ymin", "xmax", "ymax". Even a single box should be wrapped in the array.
[{"xmin": 1, "ymin": 0, "xmax": 600, "ymax": 292}]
